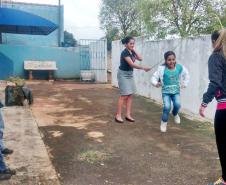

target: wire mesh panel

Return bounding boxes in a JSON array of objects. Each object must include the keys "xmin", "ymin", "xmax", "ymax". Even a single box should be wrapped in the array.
[{"xmin": 79, "ymin": 39, "xmax": 107, "ymax": 83}]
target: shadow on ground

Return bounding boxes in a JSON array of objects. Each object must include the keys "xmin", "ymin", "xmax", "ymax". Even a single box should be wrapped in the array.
[{"xmin": 29, "ymin": 81, "xmax": 219, "ymax": 185}]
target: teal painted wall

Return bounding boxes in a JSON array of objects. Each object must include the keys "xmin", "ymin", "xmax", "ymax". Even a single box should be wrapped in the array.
[
  {"xmin": 0, "ymin": 44, "xmax": 82, "ymax": 79},
  {"xmin": 0, "ymin": 52, "xmax": 14, "ymax": 79},
  {"xmin": 0, "ymin": 2, "xmax": 91, "ymax": 80},
  {"xmin": 2, "ymin": 2, "xmax": 64, "ymax": 47}
]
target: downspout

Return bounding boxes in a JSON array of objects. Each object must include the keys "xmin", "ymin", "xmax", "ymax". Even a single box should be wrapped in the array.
[
  {"xmin": 0, "ymin": 0, "xmax": 2, "ymax": 44},
  {"xmin": 58, "ymin": 0, "xmax": 61, "ymax": 47}
]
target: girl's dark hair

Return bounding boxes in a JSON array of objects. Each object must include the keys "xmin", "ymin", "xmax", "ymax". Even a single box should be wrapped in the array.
[
  {"xmin": 211, "ymin": 30, "xmax": 220, "ymax": 42},
  {"xmin": 164, "ymin": 51, "xmax": 176, "ymax": 61},
  {"xmin": 121, "ymin": 36, "xmax": 134, "ymax": 45}
]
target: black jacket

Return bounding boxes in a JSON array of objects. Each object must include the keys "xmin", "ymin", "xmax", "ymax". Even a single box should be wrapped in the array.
[{"xmin": 202, "ymin": 50, "xmax": 226, "ymax": 107}]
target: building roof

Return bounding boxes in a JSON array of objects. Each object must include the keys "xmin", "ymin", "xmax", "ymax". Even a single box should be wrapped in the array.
[{"xmin": 2, "ymin": 1, "xmax": 60, "ymax": 8}]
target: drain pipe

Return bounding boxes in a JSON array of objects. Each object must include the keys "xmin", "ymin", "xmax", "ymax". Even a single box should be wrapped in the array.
[
  {"xmin": 58, "ymin": 0, "xmax": 61, "ymax": 47},
  {"xmin": 0, "ymin": 0, "xmax": 2, "ymax": 44}
]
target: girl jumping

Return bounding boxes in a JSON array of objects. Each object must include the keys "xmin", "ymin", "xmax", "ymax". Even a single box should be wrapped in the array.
[{"xmin": 151, "ymin": 51, "xmax": 190, "ymax": 132}]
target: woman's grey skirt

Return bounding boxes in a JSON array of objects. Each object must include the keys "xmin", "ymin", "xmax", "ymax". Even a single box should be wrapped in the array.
[{"xmin": 117, "ymin": 69, "xmax": 136, "ymax": 96}]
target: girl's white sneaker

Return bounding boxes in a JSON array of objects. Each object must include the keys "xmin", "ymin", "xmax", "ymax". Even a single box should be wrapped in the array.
[
  {"xmin": 174, "ymin": 114, "xmax": 181, "ymax": 124},
  {"xmin": 160, "ymin": 121, "xmax": 167, "ymax": 132}
]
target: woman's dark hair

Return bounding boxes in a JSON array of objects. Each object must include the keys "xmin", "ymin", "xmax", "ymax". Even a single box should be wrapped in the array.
[
  {"xmin": 164, "ymin": 51, "xmax": 176, "ymax": 61},
  {"xmin": 121, "ymin": 36, "xmax": 134, "ymax": 45},
  {"xmin": 211, "ymin": 30, "xmax": 220, "ymax": 43}
]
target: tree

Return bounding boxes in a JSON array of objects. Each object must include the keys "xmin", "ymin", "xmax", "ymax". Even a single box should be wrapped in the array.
[
  {"xmin": 105, "ymin": 27, "xmax": 120, "ymax": 50},
  {"xmin": 205, "ymin": 0, "xmax": 226, "ymax": 32},
  {"xmin": 99, "ymin": 0, "xmax": 143, "ymax": 38},
  {"xmin": 138, "ymin": 0, "xmax": 226, "ymax": 39},
  {"xmin": 63, "ymin": 31, "xmax": 77, "ymax": 47}
]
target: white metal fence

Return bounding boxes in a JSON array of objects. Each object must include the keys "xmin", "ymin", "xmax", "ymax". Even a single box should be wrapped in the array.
[
  {"xmin": 112, "ymin": 36, "xmax": 216, "ymax": 121},
  {"xmin": 79, "ymin": 39, "xmax": 107, "ymax": 83}
]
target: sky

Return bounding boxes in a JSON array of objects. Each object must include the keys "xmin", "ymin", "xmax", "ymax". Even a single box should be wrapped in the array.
[{"xmin": 11, "ymin": 0, "xmax": 105, "ymax": 40}]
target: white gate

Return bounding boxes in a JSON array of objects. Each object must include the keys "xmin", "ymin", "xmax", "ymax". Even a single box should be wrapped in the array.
[{"xmin": 79, "ymin": 39, "xmax": 107, "ymax": 83}]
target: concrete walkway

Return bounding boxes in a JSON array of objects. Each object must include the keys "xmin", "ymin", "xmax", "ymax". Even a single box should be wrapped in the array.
[{"xmin": 0, "ymin": 88, "xmax": 60, "ymax": 185}]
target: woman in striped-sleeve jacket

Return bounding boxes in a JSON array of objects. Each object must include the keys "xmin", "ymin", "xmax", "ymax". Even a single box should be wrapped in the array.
[{"xmin": 200, "ymin": 29, "xmax": 226, "ymax": 185}]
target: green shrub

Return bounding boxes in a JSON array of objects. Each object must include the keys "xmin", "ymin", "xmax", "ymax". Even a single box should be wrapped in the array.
[{"xmin": 8, "ymin": 76, "xmax": 25, "ymax": 86}]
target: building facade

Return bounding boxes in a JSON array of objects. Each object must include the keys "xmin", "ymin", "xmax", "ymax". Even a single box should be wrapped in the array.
[{"xmin": 2, "ymin": 1, "xmax": 64, "ymax": 47}]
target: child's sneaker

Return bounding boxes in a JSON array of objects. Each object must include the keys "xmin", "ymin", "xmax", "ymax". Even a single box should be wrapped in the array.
[
  {"xmin": 174, "ymin": 114, "xmax": 181, "ymax": 124},
  {"xmin": 160, "ymin": 121, "xmax": 167, "ymax": 132},
  {"xmin": 208, "ymin": 177, "xmax": 226, "ymax": 185}
]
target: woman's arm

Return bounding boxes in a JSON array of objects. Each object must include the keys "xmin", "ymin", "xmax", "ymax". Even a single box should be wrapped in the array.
[
  {"xmin": 200, "ymin": 54, "xmax": 223, "ymax": 117},
  {"xmin": 199, "ymin": 54, "xmax": 223, "ymax": 117},
  {"xmin": 202, "ymin": 54, "xmax": 223, "ymax": 107},
  {"xmin": 133, "ymin": 50, "xmax": 142, "ymax": 61},
  {"xmin": 124, "ymin": 56, "xmax": 150, "ymax": 71}
]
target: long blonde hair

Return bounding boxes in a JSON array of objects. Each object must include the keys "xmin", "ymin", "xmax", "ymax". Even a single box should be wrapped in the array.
[{"xmin": 215, "ymin": 28, "xmax": 226, "ymax": 57}]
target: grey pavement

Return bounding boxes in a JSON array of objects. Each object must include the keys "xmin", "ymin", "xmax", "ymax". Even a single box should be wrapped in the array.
[{"xmin": 0, "ymin": 88, "xmax": 60, "ymax": 185}]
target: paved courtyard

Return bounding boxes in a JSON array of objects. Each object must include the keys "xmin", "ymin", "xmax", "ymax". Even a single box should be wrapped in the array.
[{"xmin": 28, "ymin": 81, "xmax": 219, "ymax": 185}]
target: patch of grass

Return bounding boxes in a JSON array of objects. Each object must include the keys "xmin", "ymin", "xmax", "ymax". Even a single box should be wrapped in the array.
[
  {"xmin": 78, "ymin": 150, "xmax": 111, "ymax": 164},
  {"xmin": 179, "ymin": 114, "xmax": 215, "ymax": 139}
]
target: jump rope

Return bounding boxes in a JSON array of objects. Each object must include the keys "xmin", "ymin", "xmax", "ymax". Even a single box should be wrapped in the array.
[
  {"xmin": 147, "ymin": 20, "xmax": 224, "ymax": 69},
  {"xmin": 147, "ymin": 44, "xmax": 181, "ymax": 69}
]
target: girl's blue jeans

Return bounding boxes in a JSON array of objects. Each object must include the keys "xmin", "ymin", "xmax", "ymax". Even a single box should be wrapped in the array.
[{"xmin": 162, "ymin": 93, "xmax": 181, "ymax": 122}]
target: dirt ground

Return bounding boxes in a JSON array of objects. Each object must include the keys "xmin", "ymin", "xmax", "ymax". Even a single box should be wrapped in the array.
[{"xmin": 29, "ymin": 81, "xmax": 220, "ymax": 185}]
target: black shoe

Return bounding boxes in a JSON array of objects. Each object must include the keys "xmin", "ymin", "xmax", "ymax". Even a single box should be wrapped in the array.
[
  {"xmin": 125, "ymin": 117, "xmax": 135, "ymax": 122},
  {"xmin": 115, "ymin": 117, "xmax": 124, "ymax": 123},
  {"xmin": 2, "ymin": 148, "xmax": 13, "ymax": 155},
  {"xmin": 0, "ymin": 173, "xmax": 12, "ymax": 180},
  {"xmin": 2, "ymin": 168, "xmax": 16, "ymax": 175}
]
